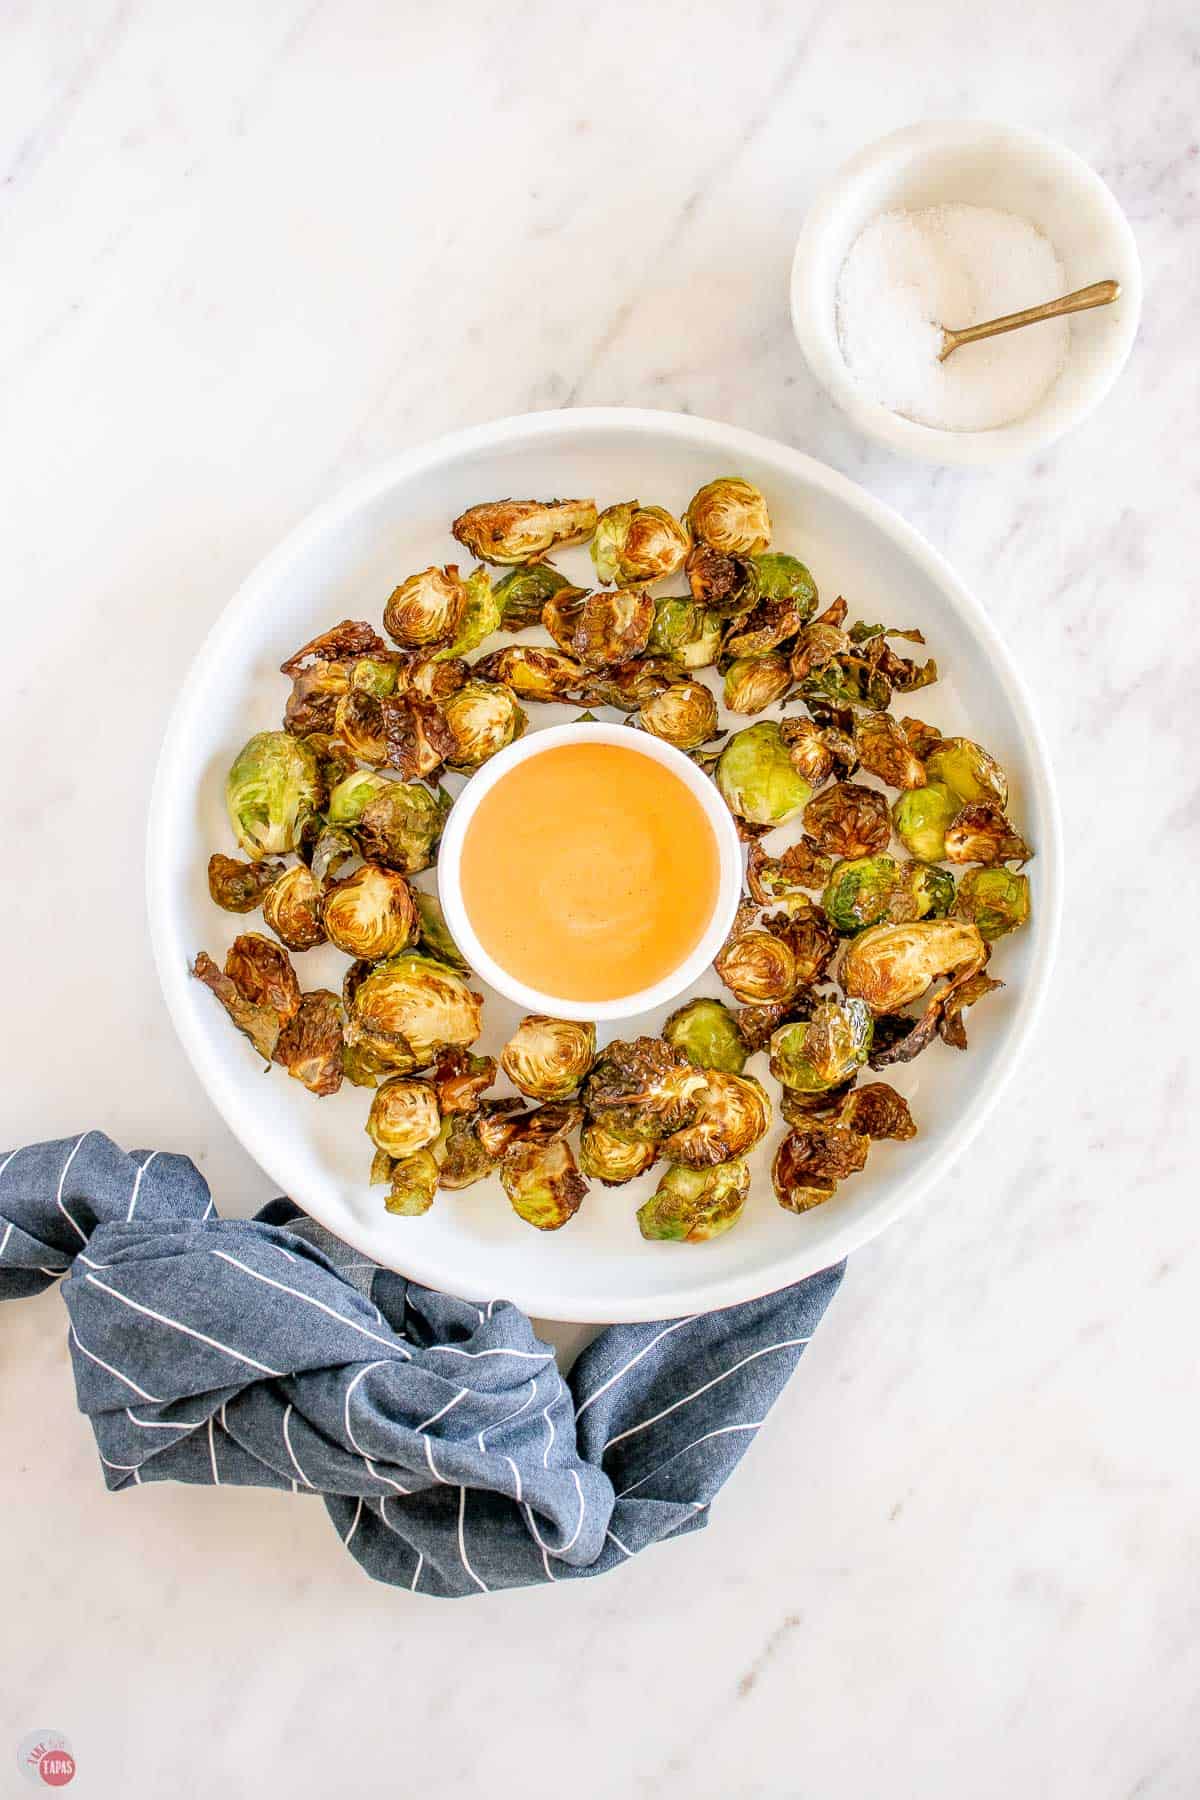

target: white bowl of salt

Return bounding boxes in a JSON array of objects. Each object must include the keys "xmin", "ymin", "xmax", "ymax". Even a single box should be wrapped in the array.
[{"xmin": 791, "ymin": 121, "xmax": 1142, "ymax": 466}]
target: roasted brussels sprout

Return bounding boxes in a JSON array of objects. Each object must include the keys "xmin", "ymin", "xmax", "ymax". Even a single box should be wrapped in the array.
[
  {"xmin": 501, "ymin": 1139, "xmax": 588, "ymax": 1231},
  {"xmin": 366, "ymin": 1076, "xmax": 441, "ymax": 1158},
  {"xmin": 639, "ymin": 680, "xmax": 719, "ymax": 750},
  {"xmin": 714, "ymin": 926, "xmax": 799, "ymax": 1005},
  {"xmin": 662, "ymin": 997, "xmax": 748, "ymax": 1074},
  {"xmin": 379, "ymin": 694, "xmax": 456, "ymax": 781},
  {"xmin": 347, "ymin": 952, "xmax": 483, "ymax": 1069},
  {"xmin": 434, "ymin": 567, "xmax": 502, "ymax": 661},
  {"xmin": 944, "ymin": 804, "xmax": 1032, "ymax": 867},
  {"xmin": 581, "ymin": 656, "xmax": 681, "ymax": 712},
  {"xmin": 952, "ymin": 866, "xmax": 1031, "ymax": 940},
  {"xmin": 768, "ymin": 899, "xmax": 838, "ymax": 984},
  {"xmin": 716, "ymin": 721, "xmax": 812, "ymax": 827},
  {"xmin": 322, "ymin": 864, "xmax": 418, "ymax": 961},
  {"xmin": 207, "ymin": 853, "xmax": 287, "ymax": 914},
  {"xmin": 273, "ymin": 989, "xmax": 344, "ymax": 1096},
  {"xmin": 192, "ymin": 951, "xmax": 283, "ymax": 1062},
  {"xmin": 773, "ymin": 1123, "xmax": 868, "ymax": 1213},
  {"xmin": 372, "ymin": 1144, "xmax": 442, "ymax": 1216},
  {"xmin": 584, "ymin": 1037, "xmax": 709, "ymax": 1140},
  {"xmin": 753, "ymin": 552, "xmax": 817, "ymax": 614},
  {"xmin": 356, "ymin": 779, "xmax": 448, "ymax": 875},
  {"xmin": 891, "ymin": 781, "xmax": 958, "ymax": 863},
  {"xmin": 855, "ymin": 713, "xmax": 926, "ymax": 790},
  {"xmin": 900, "ymin": 715, "xmax": 944, "ymax": 760},
  {"xmin": 413, "ymin": 888, "xmax": 469, "ymax": 971},
  {"xmin": 493, "ymin": 562, "xmax": 583, "ymax": 633},
  {"xmin": 438, "ymin": 1109, "xmax": 499, "ymax": 1189},
  {"xmin": 451, "ymin": 498, "xmax": 598, "ymax": 566},
  {"xmin": 821, "ymin": 855, "xmax": 898, "ymax": 934},
  {"xmin": 886, "ymin": 861, "xmax": 955, "ymax": 923},
  {"xmin": 838, "ymin": 1082, "xmax": 917, "ymax": 1141},
  {"xmin": 723, "ymin": 597, "xmax": 809, "ymax": 661},
  {"xmin": 442, "ymin": 679, "xmax": 526, "ymax": 771},
  {"xmin": 685, "ymin": 544, "xmax": 760, "ymax": 616},
  {"xmin": 332, "ymin": 689, "xmax": 390, "ymax": 766},
  {"xmin": 500, "ymin": 1015, "xmax": 596, "ymax": 1101},
  {"xmin": 925, "ymin": 737, "xmax": 1009, "ymax": 809},
  {"xmin": 661, "ymin": 1070, "xmax": 771, "ymax": 1166},
  {"xmin": 840, "ymin": 919, "xmax": 987, "ymax": 1015},
  {"xmin": 472, "ymin": 644, "xmax": 588, "ymax": 702},
  {"xmin": 637, "ymin": 1157, "xmax": 750, "ymax": 1242},
  {"xmin": 225, "ymin": 731, "xmax": 322, "ymax": 861},
  {"xmin": 648, "ymin": 598, "xmax": 724, "ymax": 669},
  {"xmin": 803, "ymin": 781, "xmax": 891, "ymax": 859},
  {"xmin": 383, "ymin": 565, "xmax": 467, "ymax": 648},
  {"xmin": 283, "ymin": 662, "xmax": 351, "ymax": 736},
  {"xmin": 427, "ymin": 1045, "xmax": 496, "ymax": 1115},
  {"xmin": 746, "ymin": 839, "xmax": 833, "ymax": 905},
  {"xmin": 392, "ymin": 649, "xmax": 469, "ymax": 700},
  {"xmin": 777, "ymin": 717, "xmax": 834, "ymax": 787},
  {"xmin": 224, "ymin": 932, "xmax": 301, "ymax": 1022},
  {"xmin": 349, "ymin": 654, "xmax": 405, "ymax": 697},
  {"xmin": 326, "ymin": 768, "xmax": 388, "ymax": 827},
  {"xmin": 788, "ymin": 598, "xmax": 850, "ymax": 681},
  {"xmin": 723, "ymin": 653, "xmax": 792, "ymax": 715},
  {"xmin": 544, "ymin": 585, "xmax": 656, "ymax": 669},
  {"xmin": 684, "ymin": 477, "xmax": 771, "ymax": 554},
  {"xmin": 262, "ymin": 863, "xmax": 326, "ymax": 951},
  {"xmin": 591, "ymin": 501, "xmax": 689, "ymax": 586},
  {"xmin": 579, "ymin": 1122, "xmax": 659, "ymax": 1186},
  {"xmin": 769, "ymin": 999, "xmax": 873, "ymax": 1093}
]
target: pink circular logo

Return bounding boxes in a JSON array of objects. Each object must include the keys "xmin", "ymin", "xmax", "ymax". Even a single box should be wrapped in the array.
[{"xmin": 16, "ymin": 1733, "xmax": 76, "ymax": 1788}]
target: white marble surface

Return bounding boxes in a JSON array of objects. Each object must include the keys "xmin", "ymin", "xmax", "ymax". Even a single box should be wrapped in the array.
[{"xmin": 1, "ymin": 2, "xmax": 1197, "ymax": 1794}]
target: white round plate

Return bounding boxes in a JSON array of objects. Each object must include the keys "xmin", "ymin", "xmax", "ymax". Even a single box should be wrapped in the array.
[{"xmin": 147, "ymin": 408, "xmax": 1062, "ymax": 1322}]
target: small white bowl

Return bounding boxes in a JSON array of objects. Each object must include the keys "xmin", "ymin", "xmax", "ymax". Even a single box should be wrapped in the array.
[
  {"xmin": 791, "ymin": 120, "xmax": 1142, "ymax": 466},
  {"xmin": 437, "ymin": 720, "xmax": 744, "ymax": 1022}
]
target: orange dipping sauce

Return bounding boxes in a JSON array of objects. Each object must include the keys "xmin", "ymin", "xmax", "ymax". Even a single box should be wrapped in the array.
[{"xmin": 459, "ymin": 742, "xmax": 720, "ymax": 1002}]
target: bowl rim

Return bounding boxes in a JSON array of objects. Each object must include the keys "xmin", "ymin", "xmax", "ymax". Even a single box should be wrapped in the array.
[
  {"xmin": 146, "ymin": 405, "xmax": 1063, "ymax": 1320},
  {"xmin": 436, "ymin": 720, "xmax": 744, "ymax": 1022},
  {"xmin": 790, "ymin": 118, "xmax": 1143, "ymax": 467}
]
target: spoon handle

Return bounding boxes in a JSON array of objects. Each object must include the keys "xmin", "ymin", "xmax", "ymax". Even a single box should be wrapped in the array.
[{"xmin": 939, "ymin": 279, "xmax": 1120, "ymax": 361}]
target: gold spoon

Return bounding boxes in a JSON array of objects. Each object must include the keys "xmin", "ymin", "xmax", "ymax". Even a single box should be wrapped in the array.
[{"xmin": 938, "ymin": 279, "xmax": 1120, "ymax": 363}]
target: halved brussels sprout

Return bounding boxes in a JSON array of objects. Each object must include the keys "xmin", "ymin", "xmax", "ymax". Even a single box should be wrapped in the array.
[
  {"xmin": 590, "ymin": 501, "xmax": 689, "ymax": 586},
  {"xmin": 803, "ymin": 781, "xmax": 891, "ymax": 859},
  {"xmin": 746, "ymin": 839, "xmax": 833, "ymax": 905},
  {"xmin": 838, "ymin": 1082, "xmax": 917, "ymax": 1141},
  {"xmin": 840, "ymin": 919, "xmax": 987, "ymax": 1015},
  {"xmin": 224, "ymin": 932, "xmax": 302, "ymax": 1021},
  {"xmin": 262, "ymin": 863, "xmax": 326, "ymax": 951},
  {"xmin": 855, "ymin": 713, "xmax": 926, "ymax": 790},
  {"xmin": 637, "ymin": 1157, "xmax": 750, "ymax": 1242},
  {"xmin": 952, "ymin": 866, "xmax": 1031, "ymax": 940},
  {"xmin": 584, "ymin": 1037, "xmax": 709, "ymax": 1140},
  {"xmin": 357, "ymin": 780, "xmax": 448, "ymax": 875},
  {"xmin": 544, "ymin": 586, "xmax": 656, "ymax": 669},
  {"xmin": 500, "ymin": 1139, "xmax": 588, "ymax": 1230},
  {"xmin": 493, "ymin": 562, "xmax": 583, "ymax": 632},
  {"xmin": 427, "ymin": 1045, "xmax": 496, "ymax": 1114},
  {"xmin": 413, "ymin": 888, "xmax": 469, "ymax": 971},
  {"xmin": 434, "ymin": 567, "xmax": 502, "ymax": 661},
  {"xmin": 662, "ymin": 997, "xmax": 748, "ymax": 1074},
  {"xmin": 581, "ymin": 656, "xmax": 681, "ymax": 712},
  {"xmin": 773, "ymin": 1123, "xmax": 869, "ymax": 1213},
  {"xmin": 225, "ymin": 731, "xmax": 322, "ymax": 861},
  {"xmin": 685, "ymin": 544, "xmax": 760, "ymax": 616},
  {"xmin": 348, "ymin": 952, "xmax": 483, "ymax": 1068},
  {"xmin": 723, "ymin": 654, "xmax": 792, "ymax": 715},
  {"xmin": 821, "ymin": 855, "xmax": 898, "ymax": 934},
  {"xmin": 322, "ymin": 864, "xmax": 418, "ymax": 961},
  {"xmin": 714, "ymin": 927, "xmax": 799, "ymax": 1005},
  {"xmin": 891, "ymin": 781, "xmax": 958, "ymax": 863},
  {"xmin": 442, "ymin": 679, "xmax": 526, "ymax": 771},
  {"xmin": 379, "ymin": 694, "xmax": 456, "ymax": 781},
  {"xmin": 753, "ymin": 552, "xmax": 817, "ymax": 614},
  {"xmin": 192, "ymin": 951, "xmax": 283, "ymax": 1063},
  {"xmin": 716, "ymin": 721, "xmax": 812, "ymax": 827},
  {"xmin": 648, "ymin": 598, "xmax": 724, "ymax": 669},
  {"xmin": 501, "ymin": 1015, "xmax": 596, "ymax": 1101},
  {"xmin": 925, "ymin": 737, "xmax": 1009, "ymax": 809},
  {"xmin": 367, "ymin": 1076, "xmax": 441, "ymax": 1158},
  {"xmin": 887, "ymin": 860, "xmax": 956, "ymax": 923},
  {"xmin": 273, "ymin": 990, "xmax": 344, "ymax": 1096},
  {"xmin": 661, "ymin": 1070, "xmax": 771, "ymax": 1166},
  {"xmin": 451, "ymin": 498, "xmax": 598, "ymax": 566},
  {"xmin": 579, "ymin": 1122, "xmax": 660, "ymax": 1186},
  {"xmin": 778, "ymin": 717, "xmax": 835, "ymax": 787},
  {"xmin": 944, "ymin": 804, "xmax": 1032, "ymax": 867},
  {"xmin": 769, "ymin": 999, "xmax": 873, "ymax": 1093},
  {"xmin": 284, "ymin": 661, "xmax": 350, "ymax": 735},
  {"xmin": 684, "ymin": 477, "xmax": 771, "ymax": 554},
  {"xmin": 333, "ymin": 690, "xmax": 389, "ymax": 765},
  {"xmin": 372, "ymin": 1144, "xmax": 442, "ymax": 1216},
  {"xmin": 207, "ymin": 853, "xmax": 287, "ymax": 914},
  {"xmin": 639, "ymin": 680, "xmax": 719, "ymax": 750},
  {"xmin": 383, "ymin": 565, "xmax": 467, "ymax": 648},
  {"xmin": 280, "ymin": 620, "xmax": 388, "ymax": 676},
  {"xmin": 472, "ymin": 644, "xmax": 588, "ymax": 702},
  {"xmin": 326, "ymin": 768, "xmax": 389, "ymax": 827},
  {"xmin": 392, "ymin": 650, "xmax": 469, "ymax": 700}
]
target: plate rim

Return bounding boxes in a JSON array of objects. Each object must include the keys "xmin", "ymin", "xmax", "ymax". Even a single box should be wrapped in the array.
[{"xmin": 146, "ymin": 406, "xmax": 1063, "ymax": 1321}]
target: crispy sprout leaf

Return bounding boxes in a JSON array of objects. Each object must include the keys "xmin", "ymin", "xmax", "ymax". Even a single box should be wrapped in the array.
[
  {"xmin": 273, "ymin": 990, "xmax": 344, "ymax": 1096},
  {"xmin": 746, "ymin": 839, "xmax": 833, "ymax": 904},
  {"xmin": 191, "ymin": 951, "xmax": 282, "ymax": 1063},
  {"xmin": 207, "ymin": 853, "xmax": 287, "ymax": 915},
  {"xmin": 224, "ymin": 932, "xmax": 301, "ymax": 1022},
  {"xmin": 943, "ymin": 803, "xmax": 1032, "ymax": 867}
]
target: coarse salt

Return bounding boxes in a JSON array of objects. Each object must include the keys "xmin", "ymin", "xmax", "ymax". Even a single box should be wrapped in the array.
[{"xmin": 835, "ymin": 204, "xmax": 1068, "ymax": 432}]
